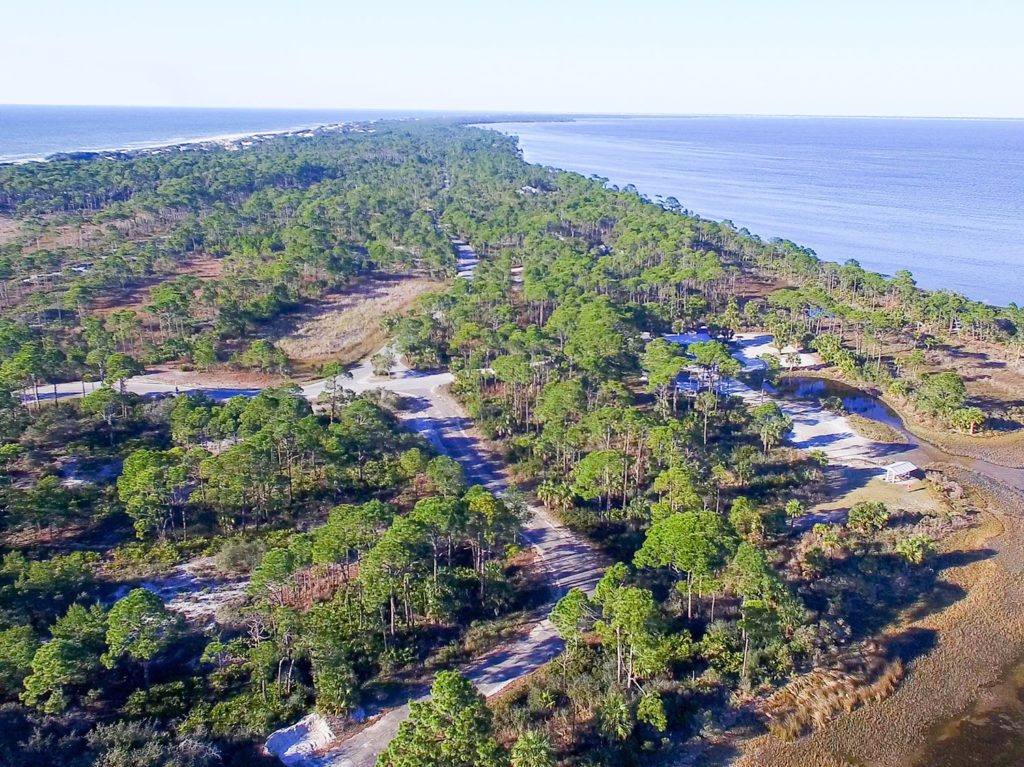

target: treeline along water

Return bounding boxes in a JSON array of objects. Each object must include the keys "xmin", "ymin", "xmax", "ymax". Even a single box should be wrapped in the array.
[
  {"xmin": 484, "ymin": 116, "xmax": 1024, "ymax": 308},
  {"xmin": 0, "ymin": 105, "xmax": 434, "ymax": 163}
]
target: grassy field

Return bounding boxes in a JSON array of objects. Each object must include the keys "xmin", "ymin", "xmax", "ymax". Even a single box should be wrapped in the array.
[{"xmin": 273, "ymin": 273, "xmax": 443, "ymax": 369}]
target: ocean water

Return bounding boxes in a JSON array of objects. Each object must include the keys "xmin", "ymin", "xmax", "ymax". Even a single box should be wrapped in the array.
[
  {"xmin": 484, "ymin": 117, "xmax": 1024, "ymax": 308},
  {"xmin": 0, "ymin": 105, "xmax": 444, "ymax": 163}
]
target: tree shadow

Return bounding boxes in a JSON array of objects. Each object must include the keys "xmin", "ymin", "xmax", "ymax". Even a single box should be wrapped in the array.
[
  {"xmin": 901, "ymin": 581, "xmax": 968, "ymax": 623},
  {"xmin": 933, "ymin": 547, "xmax": 996, "ymax": 571},
  {"xmin": 883, "ymin": 626, "xmax": 939, "ymax": 667},
  {"xmin": 801, "ymin": 547, "xmax": 982, "ymax": 642}
]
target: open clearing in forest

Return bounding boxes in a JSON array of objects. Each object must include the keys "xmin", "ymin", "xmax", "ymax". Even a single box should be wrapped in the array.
[
  {"xmin": 0, "ymin": 215, "xmax": 21, "ymax": 245},
  {"xmin": 272, "ymin": 274, "xmax": 443, "ymax": 368},
  {"xmin": 91, "ymin": 255, "xmax": 224, "ymax": 316}
]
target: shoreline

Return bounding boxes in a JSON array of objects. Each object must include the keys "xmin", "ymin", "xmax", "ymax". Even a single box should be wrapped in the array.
[
  {"xmin": 728, "ymin": 464, "xmax": 1024, "ymax": 767},
  {"xmin": 0, "ymin": 121, "xmax": 355, "ymax": 165},
  {"xmin": 782, "ymin": 368, "xmax": 1024, "ymax": 470},
  {"xmin": 680, "ymin": 369, "xmax": 1024, "ymax": 766},
  {"xmin": 484, "ymin": 117, "xmax": 1022, "ymax": 308}
]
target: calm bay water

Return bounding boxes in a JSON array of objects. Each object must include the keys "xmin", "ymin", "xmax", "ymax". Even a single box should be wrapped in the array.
[{"xmin": 485, "ymin": 116, "xmax": 1024, "ymax": 307}]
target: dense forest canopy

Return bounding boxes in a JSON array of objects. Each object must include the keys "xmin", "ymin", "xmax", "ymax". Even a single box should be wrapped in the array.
[{"xmin": 0, "ymin": 121, "xmax": 1010, "ymax": 766}]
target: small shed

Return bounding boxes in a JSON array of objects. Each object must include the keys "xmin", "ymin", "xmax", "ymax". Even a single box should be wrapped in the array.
[{"xmin": 882, "ymin": 461, "xmax": 917, "ymax": 483}]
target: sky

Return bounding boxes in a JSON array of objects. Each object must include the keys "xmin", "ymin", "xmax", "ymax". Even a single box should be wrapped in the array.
[{"xmin": 3, "ymin": 0, "xmax": 1022, "ymax": 117}]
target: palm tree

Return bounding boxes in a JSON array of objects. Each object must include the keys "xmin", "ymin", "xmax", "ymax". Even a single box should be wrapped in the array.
[{"xmin": 510, "ymin": 730, "xmax": 555, "ymax": 767}]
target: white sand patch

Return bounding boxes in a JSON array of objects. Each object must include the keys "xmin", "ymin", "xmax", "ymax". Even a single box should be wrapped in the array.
[
  {"xmin": 265, "ymin": 714, "xmax": 335, "ymax": 765},
  {"xmin": 733, "ymin": 332, "xmax": 822, "ymax": 370}
]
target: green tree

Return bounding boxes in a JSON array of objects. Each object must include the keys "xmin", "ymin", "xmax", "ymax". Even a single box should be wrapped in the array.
[
  {"xmin": 53, "ymin": 602, "xmax": 108, "ymax": 650},
  {"xmin": 728, "ymin": 496, "xmax": 764, "ymax": 542},
  {"xmin": 593, "ymin": 581, "xmax": 676, "ymax": 687},
  {"xmin": 751, "ymin": 401, "xmax": 793, "ymax": 454},
  {"xmin": 649, "ymin": 464, "xmax": 701, "ymax": 519},
  {"xmin": 726, "ymin": 543, "xmax": 801, "ymax": 679},
  {"xmin": 191, "ymin": 337, "xmax": 218, "ymax": 370},
  {"xmin": 313, "ymin": 655, "xmax": 359, "ymax": 717},
  {"xmin": 15, "ymin": 475, "xmax": 71, "ymax": 536},
  {"xmin": 410, "ymin": 496, "xmax": 467, "ymax": 586},
  {"xmin": 572, "ymin": 449, "xmax": 627, "ymax": 513},
  {"xmin": 118, "ymin": 448, "xmax": 190, "ymax": 539},
  {"xmin": 377, "ymin": 671, "xmax": 503, "ymax": 767},
  {"xmin": 549, "ymin": 588, "xmax": 594, "ymax": 650},
  {"xmin": 105, "ymin": 352, "xmax": 142, "ymax": 396},
  {"xmin": 564, "ymin": 296, "xmax": 630, "ymax": 378},
  {"xmin": 427, "ymin": 455, "xmax": 466, "ymax": 498},
  {"xmin": 0, "ymin": 625, "xmax": 38, "ymax": 696},
  {"xmin": 102, "ymin": 589, "xmax": 180, "ymax": 682},
  {"xmin": 641, "ymin": 338, "xmax": 687, "ymax": 413},
  {"xmin": 694, "ymin": 389, "xmax": 718, "ymax": 444},
  {"xmin": 915, "ymin": 371, "xmax": 967, "ymax": 414},
  {"xmin": 21, "ymin": 639, "xmax": 89, "ymax": 713},
  {"xmin": 688, "ymin": 339, "xmax": 741, "ymax": 396},
  {"xmin": 634, "ymin": 510, "xmax": 731, "ymax": 618}
]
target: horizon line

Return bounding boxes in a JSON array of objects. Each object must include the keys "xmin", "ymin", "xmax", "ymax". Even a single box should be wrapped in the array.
[{"xmin": 3, "ymin": 103, "xmax": 1024, "ymax": 122}]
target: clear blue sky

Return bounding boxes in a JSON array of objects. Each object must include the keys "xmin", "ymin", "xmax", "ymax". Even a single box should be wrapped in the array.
[{"xmin": 4, "ymin": 0, "xmax": 1021, "ymax": 117}]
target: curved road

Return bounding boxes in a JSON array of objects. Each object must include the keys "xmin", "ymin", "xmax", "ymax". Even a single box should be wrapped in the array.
[{"xmin": 275, "ymin": 355, "xmax": 605, "ymax": 767}]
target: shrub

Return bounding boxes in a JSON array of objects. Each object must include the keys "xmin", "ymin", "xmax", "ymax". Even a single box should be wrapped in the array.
[
  {"xmin": 215, "ymin": 538, "xmax": 267, "ymax": 575},
  {"xmin": 847, "ymin": 501, "xmax": 890, "ymax": 532}
]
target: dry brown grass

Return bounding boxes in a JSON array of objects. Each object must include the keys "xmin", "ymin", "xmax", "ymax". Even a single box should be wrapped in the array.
[
  {"xmin": 763, "ymin": 651, "xmax": 904, "ymax": 741},
  {"xmin": 0, "ymin": 216, "xmax": 21, "ymax": 246},
  {"xmin": 273, "ymin": 274, "xmax": 443, "ymax": 368},
  {"xmin": 845, "ymin": 414, "xmax": 907, "ymax": 444},
  {"xmin": 727, "ymin": 466, "xmax": 1024, "ymax": 767}
]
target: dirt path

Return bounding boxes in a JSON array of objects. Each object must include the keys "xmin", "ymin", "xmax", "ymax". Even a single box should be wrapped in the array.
[{"xmin": 270, "ymin": 354, "xmax": 605, "ymax": 767}]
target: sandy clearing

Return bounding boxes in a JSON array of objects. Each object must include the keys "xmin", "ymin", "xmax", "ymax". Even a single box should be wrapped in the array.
[
  {"xmin": 732, "ymin": 333, "xmax": 823, "ymax": 370},
  {"xmin": 722, "ymin": 378, "xmax": 884, "ymax": 468},
  {"xmin": 274, "ymin": 275, "xmax": 443, "ymax": 366}
]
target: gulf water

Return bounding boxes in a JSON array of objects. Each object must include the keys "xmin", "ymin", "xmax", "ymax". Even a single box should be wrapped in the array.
[{"xmin": 0, "ymin": 105, "xmax": 453, "ymax": 163}]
